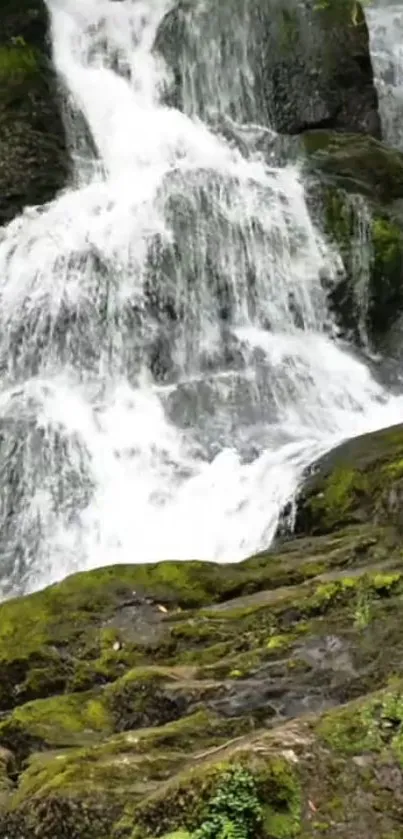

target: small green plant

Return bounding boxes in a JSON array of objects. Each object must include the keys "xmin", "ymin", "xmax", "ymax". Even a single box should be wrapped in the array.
[
  {"xmin": 353, "ymin": 590, "xmax": 373, "ymax": 629},
  {"xmin": 193, "ymin": 767, "xmax": 263, "ymax": 839}
]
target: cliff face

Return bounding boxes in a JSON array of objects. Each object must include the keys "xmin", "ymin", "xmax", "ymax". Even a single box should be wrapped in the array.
[
  {"xmin": 0, "ymin": 0, "xmax": 68, "ymax": 225},
  {"xmin": 1, "ymin": 424, "xmax": 403, "ymax": 837}
]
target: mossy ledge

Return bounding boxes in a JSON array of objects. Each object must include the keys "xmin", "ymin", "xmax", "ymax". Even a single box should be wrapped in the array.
[{"xmin": 1, "ymin": 424, "xmax": 403, "ymax": 835}]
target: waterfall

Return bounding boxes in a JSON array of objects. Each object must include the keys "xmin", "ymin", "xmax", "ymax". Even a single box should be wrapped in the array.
[
  {"xmin": 0, "ymin": 0, "xmax": 402, "ymax": 597},
  {"xmin": 367, "ymin": 0, "xmax": 403, "ymax": 149}
]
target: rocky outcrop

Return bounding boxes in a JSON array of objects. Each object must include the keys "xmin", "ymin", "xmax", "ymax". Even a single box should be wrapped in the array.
[
  {"xmin": 2, "ymin": 424, "xmax": 403, "ymax": 836},
  {"xmin": 154, "ymin": 0, "xmax": 381, "ymax": 138},
  {"xmin": 0, "ymin": 0, "xmax": 68, "ymax": 225},
  {"xmin": 299, "ymin": 130, "xmax": 403, "ymax": 351}
]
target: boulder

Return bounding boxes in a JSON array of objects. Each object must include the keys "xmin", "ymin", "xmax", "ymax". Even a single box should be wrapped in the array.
[
  {"xmin": 154, "ymin": 0, "xmax": 381, "ymax": 138},
  {"xmin": 303, "ymin": 129, "xmax": 403, "ymax": 201},
  {"xmin": 293, "ymin": 421, "xmax": 403, "ymax": 535},
  {"xmin": 2, "ymin": 424, "xmax": 403, "ymax": 834},
  {"xmin": 301, "ymin": 130, "xmax": 403, "ymax": 350},
  {"xmin": 0, "ymin": 0, "xmax": 68, "ymax": 225}
]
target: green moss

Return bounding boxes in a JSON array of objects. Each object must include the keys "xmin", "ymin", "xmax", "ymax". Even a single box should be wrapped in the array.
[
  {"xmin": 0, "ymin": 690, "xmax": 112, "ymax": 756},
  {"xmin": 323, "ymin": 188, "xmax": 354, "ymax": 253},
  {"xmin": 295, "ymin": 424, "xmax": 403, "ymax": 536},
  {"xmin": 369, "ymin": 216, "xmax": 403, "ymax": 336},
  {"xmin": 0, "ymin": 746, "xmax": 15, "ymax": 804},
  {"xmin": 129, "ymin": 751, "xmax": 301, "ymax": 839},
  {"xmin": 155, "ymin": 834, "xmax": 191, "ymax": 839},
  {"xmin": 317, "ymin": 682, "xmax": 403, "ymax": 763},
  {"xmin": 258, "ymin": 756, "xmax": 301, "ymax": 839},
  {"xmin": 122, "ymin": 710, "xmax": 253, "ymax": 755},
  {"xmin": 353, "ymin": 589, "xmax": 373, "ymax": 629},
  {"xmin": 0, "ymin": 551, "xmax": 343, "ymax": 709},
  {"xmin": 0, "ymin": 664, "xmax": 223, "ymax": 759},
  {"xmin": 298, "ymin": 560, "xmax": 327, "ymax": 579},
  {"xmin": 0, "ymin": 41, "xmax": 39, "ymax": 80},
  {"xmin": 304, "ymin": 571, "xmax": 403, "ymax": 618},
  {"xmin": 308, "ymin": 465, "xmax": 368, "ymax": 531},
  {"xmin": 383, "ymin": 457, "xmax": 403, "ymax": 479},
  {"xmin": 266, "ymin": 634, "xmax": 294, "ymax": 651},
  {"xmin": 5, "ymin": 422, "xmax": 403, "ymax": 837}
]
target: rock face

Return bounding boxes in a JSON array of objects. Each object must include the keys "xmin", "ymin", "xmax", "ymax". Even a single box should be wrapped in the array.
[
  {"xmin": 0, "ymin": 0, "xmax": 68, "ymax": 225},
  {"xmin": 2, "ymin": 424, "xmax": 403, "ymax": 836},
  {"xmin": 300, "ymin": 130, "xmax": 403, "ymax": 352},
  {"xmin": 154, "ymin": 0, "xmax": 381, "ymax": 138}
]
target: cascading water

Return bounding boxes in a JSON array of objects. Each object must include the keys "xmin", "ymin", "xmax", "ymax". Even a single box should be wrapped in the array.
[
  {"xmin": 1, "ymin": 0, "xmax": 403, "ymax": 598},
  {"xmin": 367, "ymin": 0, "xmax": 403, "ymax": 148}
]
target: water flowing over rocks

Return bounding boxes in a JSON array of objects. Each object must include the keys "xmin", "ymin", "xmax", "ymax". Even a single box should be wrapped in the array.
[
  {"xmin": 1, "ymin": 423, "xmax": 403, "ymax": 836},
  {"xmin": 0, "ymin": 0, "xmax": 400, "ymax": 592},
  {"xmin": 154, "ymin": 0, "xmax": 381, "ymax": 137},
  {"xmin": 2, "ymin": 0, "xmax": 403, "ymax": 835}
]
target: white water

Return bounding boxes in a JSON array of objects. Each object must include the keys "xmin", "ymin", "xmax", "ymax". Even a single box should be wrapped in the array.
[
  {"xmin": 1, "ymin": 0, "xmax": 403, "ymax": 596},
  {"xmin": 367, "ymin": 0, "xmax": 403, "ymax": 148}
]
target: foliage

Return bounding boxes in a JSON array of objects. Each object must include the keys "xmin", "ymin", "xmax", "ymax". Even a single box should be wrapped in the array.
[{"xmin": 193, "ymin": 767, "xmax": 263, "ymax": 839}]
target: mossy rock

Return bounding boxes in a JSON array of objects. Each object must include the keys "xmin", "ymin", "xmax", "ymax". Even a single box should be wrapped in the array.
[
  {"xmin": 0, "ymin": 0, "xmax": 68, "ymax": 224},
  {"xmin": 0, "ymin": 541, "xmax": 383, "ymax": 710},
  {"xmin": 323, "ymin": 192, "xmax": 403, "ymax": 344},
  {"xmin": 3, "ymin": 423, "xmax": 403, "ymax": 835},
  {"xmin": 303, "ymin": 130, "xmax": 403, "ymax": 202},
  {"xmin": 297, "ymin": 131, "xmax": 403, "ymax": 346},
  {"xmin": 4, "ymin": 686, "xmax": 403, "ymax": 837},
  {"xmin": 293, "ymin": 422, "xmax": 403, "ymax": 536}
]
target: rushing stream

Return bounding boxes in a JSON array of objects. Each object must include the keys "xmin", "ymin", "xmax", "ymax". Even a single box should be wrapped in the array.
[{"xmin": 0, "ymin": 0, "xmax": 403, "ymax": 596}]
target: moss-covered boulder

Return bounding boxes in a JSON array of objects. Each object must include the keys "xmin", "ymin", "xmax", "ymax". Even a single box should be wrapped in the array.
[
  {"xmin": 303, "ymin": 129, "xmax": 403, "ymax": 201},
  {"xmin": 301, "ymin": 130, "xmax": 403, "ymax": 347},
  {"xmin": 0, "ymin": 0, "xmax": 68, "ymax": 225},
  {"xmin": 293, "ymin": 421, "xmax": 403, "ymax": 536},
  {"xmin": 2, "ymin": 423, "xmax": 403, "ymax": 834},
  {"xmin": 154, "ymin": 0, "xmax": 380, "ymax": 137}
]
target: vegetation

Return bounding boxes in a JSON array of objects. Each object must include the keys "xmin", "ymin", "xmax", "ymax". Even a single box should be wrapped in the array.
[
  {"xmin": 0, "ymin": 38, "xmax": 38, "ymax": 79},
  {"xmin": 192, "ymin": 767, "xmax": 263, "ymax": 839},
  {"xmin": 0, "ymin": 424, "xmax": 402, "ymax": 834}
]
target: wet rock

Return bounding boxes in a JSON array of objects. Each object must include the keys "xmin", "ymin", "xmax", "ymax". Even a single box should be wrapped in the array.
[
  {"xmin": 0, "ymin": 385, "xmax": 93, "ymax": 596},
  {"xmin": 0, "ymin": 0, "xmax": 68, "ymax": 225},
  {"xmin": 303, "ymin": 129, "xmax": 403, "ymax": 201},
  {"xmin": 154, "ymin": 0, "xmax": 381, "ymax": 138},
  {"xmin": 302, "ymin": 130, "xmax": 403, "ymax": 348},
  {"xmin": 292, "ymin": 421, "xmax": 403, "ymax": 536},
  {"xmin": 1, "ymin": 489, "xmax": 403, "ymax": 835}
]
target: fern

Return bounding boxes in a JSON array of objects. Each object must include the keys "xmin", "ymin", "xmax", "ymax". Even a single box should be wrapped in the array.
[{"xmin": 193, "ymin": 767, "xmax": 263, "ymax": 839}]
